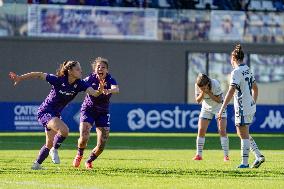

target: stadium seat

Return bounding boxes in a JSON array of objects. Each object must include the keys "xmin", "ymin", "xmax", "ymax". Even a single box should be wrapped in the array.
[
  {"xmin": 203, "ymin": 0, "xmax": 217, "ymax": 9},
  {"xmin": 195, "ymin": 0, "xmax": 206, "ymax": 9},
  {"xmin": 3, "ymin": 0, "xmax": 27, "ymax": 3},
  {"xmin": 158, "ymin": 0, "xmax": 171, "ymax": 8},
  {"xmin": 262, "ymin": 0, "xmax": 276, "ymax": 11},
  {"xmin": 249, "ymin": 0, "xmax": 264, "ymax": 10}
]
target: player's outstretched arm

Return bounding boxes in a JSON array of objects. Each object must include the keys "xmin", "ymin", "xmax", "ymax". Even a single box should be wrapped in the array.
[
  {"xmin": 218, "ymin": 86, "xmax": 235, "ymax": 119},
  {"xmin": 9, "ymin": 72, "xmax": 46, "ymax": 86},
  {"xmin": 86, "ymin": 80, "xmax": 105, "ymax": 97},
  {"xmin": 252, "ymin": 82, "xmax": 258, "ymax": 103},
  {"xmin": 86, "ymin": 87, "xmax": 102, "ymax": 97},
  {"xmin": 103, "ymin": 85, "xmax": 119, "ymax": 95}
]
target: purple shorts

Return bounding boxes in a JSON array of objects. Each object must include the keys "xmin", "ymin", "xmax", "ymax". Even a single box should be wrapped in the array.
[
  {"xmin": 80, "ymin": 110, "xmax": 110, "ymax": 127},
  {"xmin": 38, "ymin": 111, "xmax": 61, "ymax": 131}
]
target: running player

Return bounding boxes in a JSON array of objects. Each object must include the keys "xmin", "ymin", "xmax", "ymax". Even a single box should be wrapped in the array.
[
  {"xmin": 218, "ymin": 44, "xmax": 265, "ymax": 168},
  {"xmin": 72, "ymin": 57, "xmax": 119, "ymax": 169},
  {"xmin": 9, "ymin": 60, "xmax": 105, "ymax": 170},
  {"xmin": 193, "ymin": 73, "xmax": 229, "ymax": 161}
]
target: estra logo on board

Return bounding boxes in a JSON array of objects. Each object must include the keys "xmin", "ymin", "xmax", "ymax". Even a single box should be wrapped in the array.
[{"xmin": 127, "ymin": 106, "xmax": 200, "ymax": 131}]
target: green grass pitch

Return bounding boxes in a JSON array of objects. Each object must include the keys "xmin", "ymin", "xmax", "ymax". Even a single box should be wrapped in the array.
[{"xmin": 0, "ymin": 133, "xmax": 283, "ymax": 189}]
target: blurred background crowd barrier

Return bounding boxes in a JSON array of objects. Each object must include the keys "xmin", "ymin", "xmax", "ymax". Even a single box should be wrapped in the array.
[{"xmin": 0, "ymin": 3, "xmax": 284, "ymax": 43}]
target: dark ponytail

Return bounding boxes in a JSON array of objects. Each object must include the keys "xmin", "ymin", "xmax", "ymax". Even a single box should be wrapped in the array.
[
  {"xmin": 56, "ymin": 60, "xmax": 79, "ymax": 77},
  {"xmin": 231, "ymin": 44, "xmax": 244, "ymax": 62}
]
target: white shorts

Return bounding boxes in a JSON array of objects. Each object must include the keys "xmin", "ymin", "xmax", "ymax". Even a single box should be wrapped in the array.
[
  {"xmin": 199, "ymin": 109, "xmax": 227, "ymax": 120},
  {"xmin": 235, "ymin": 114, "xmax": 255, "ymax": 126}
]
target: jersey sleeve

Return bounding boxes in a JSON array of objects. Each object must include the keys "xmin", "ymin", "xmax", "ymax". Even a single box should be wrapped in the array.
[
  {"xmin": 195, "ymin": 84, "xmax": 200, "ymax": 97},
  {"xmin": 230, "ymin": 70, "xmax": 241, "ymax": 88},
  {"xmin": 83, "ymin": 76, "xmax": 90, "ymax": 83},
  {"xmin": 78, "ymin": 80, "xmax": 91, "ymax": 92},
  {"xmin": 46, "ymin": 74, "xmax": 59, "ymax": 86},
  {"xmin": 110, "ymin": 77, "xmax": 118, "ymax": 85},
  {"xmin": 213, "ymin": 80, "xmax": 223, "ymax": 96}
]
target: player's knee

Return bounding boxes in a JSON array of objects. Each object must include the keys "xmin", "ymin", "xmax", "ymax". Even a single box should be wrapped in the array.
[
  {"xmin": 60, "ymin": 127, "xmax": 69, "ymax": 137},
  {"xmin": 80, "ymin": 135, "xmax": 89, "ymax": 144}
]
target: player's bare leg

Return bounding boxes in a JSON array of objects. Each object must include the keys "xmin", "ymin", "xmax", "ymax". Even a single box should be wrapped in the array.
[{"xmin": 85, "ymin": 127, "xmax": 110, "ymax": 169}]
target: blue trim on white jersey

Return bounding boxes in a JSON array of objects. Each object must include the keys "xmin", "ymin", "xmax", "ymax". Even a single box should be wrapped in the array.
[
  {"xmin": 236, "ymin": 86, "xmax": 243, "ymax": 116},
  {"xmin": 241, "ymin": 115, "xmax": 245, "ymax": 125}
]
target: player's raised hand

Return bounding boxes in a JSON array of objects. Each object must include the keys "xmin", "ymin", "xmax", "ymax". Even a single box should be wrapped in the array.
[
  {"xmin": 203, "ymin": 85, "xmax": 210, "ymax": 94},
  {"xmin": 98, "ymin": 79, "xmax": 106, "ymax": 93},
  {"xmin": 103, "ymin": 89, "xmax": 110, "ymax": 95},
  {"xmin": 9, "ymin": 72, "xmax": 21, "ymax": 86}
]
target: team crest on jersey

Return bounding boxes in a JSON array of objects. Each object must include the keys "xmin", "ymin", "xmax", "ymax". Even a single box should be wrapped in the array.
[
  {"xmin": 62, "ymin": 83, "xmax": 65, "ymax": 87},
  {"xmin": 74, "ymin": 84, "xmax": 77, "ymax": 88}
]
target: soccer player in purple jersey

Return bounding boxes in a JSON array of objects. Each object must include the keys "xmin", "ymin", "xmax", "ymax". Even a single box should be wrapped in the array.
[
  {"xmin": 9, "ymin": 60, "xmax": 105, "ymax": 170},
  {"xmin": 72, "ymin": 57, "xmax": 119, "ymax": 169}
]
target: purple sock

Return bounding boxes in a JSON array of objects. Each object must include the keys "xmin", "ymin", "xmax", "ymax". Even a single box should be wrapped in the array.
[
  {"xmin": 36, "ymin": 145, "xmax": 50, "ymax": 164},
  {"xmin": 53, "ymin": 134, "xmax": 66, "ymax": 149},
  {"xmin": 77, "ymin": 148, "xmax": 85, "ymax": 156},
  {"xmin": 86, "ymin": 153, "xmax": 97, "ymax": 163}
]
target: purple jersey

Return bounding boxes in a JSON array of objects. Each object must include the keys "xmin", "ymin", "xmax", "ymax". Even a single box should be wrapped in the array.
[
  {"xmin": 81, "ymin": 73, "xmax": 117, "ymax": 113},
  {"xmin": 38, "ymin": 74, "xmax": 90, "ymax": 114}
]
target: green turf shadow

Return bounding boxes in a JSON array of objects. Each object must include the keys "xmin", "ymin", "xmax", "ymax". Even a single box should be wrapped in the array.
[{"xmin": 0, "ymin": 133, "xmax": 283, "ymax": 150}]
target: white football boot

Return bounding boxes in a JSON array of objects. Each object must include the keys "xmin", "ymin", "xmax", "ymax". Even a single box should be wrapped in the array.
[
  {"xmin": 251, "ymin": 155, "xmax": 265, "ymax": 168},
  {"xmin": 31, "ymin": 161, "xmax": 44, "ymax": 170},
  {"xmin": 49, "ymin": 147, "xmax": 60, "ymax": 164}
]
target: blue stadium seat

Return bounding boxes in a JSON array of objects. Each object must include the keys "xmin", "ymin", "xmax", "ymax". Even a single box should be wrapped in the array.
[
  {"xmin": 249, "ymin": 0, "xmax": 264, "ymax": 10},
  {"xmin": 3, "ymin": 0, "xmax": 27, "ymax": 3},
  {"xmin": 262, "ymin": 0, "xmax": 276, "ymax": 11},
  {"xmin": 195, "ymin": 0, "xmax": 206, "ymax": 9},
  {"xmin": 203, "ymin": 0, "xmax": 217, "ymax": 9},
  {"xmin": 158, "ymin": 0, "xmax": 171, "ymax": 8}
]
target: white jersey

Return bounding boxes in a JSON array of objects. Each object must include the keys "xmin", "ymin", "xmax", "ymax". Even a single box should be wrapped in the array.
[
  {"xmin": 230, "ymin": 64, "xmax": 256, "ymax": 116},
  {"xmin": 195, "ymin": 79, "xmax": 223, "ymax": 113}
]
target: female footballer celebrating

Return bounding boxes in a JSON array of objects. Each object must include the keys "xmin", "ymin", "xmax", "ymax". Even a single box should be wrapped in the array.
[
  {"xmin": 9, "ymin": 60, "xmax": 105, "ymax": 170},
  {"xmin": 218, "ymin": 44, "xmax": 265, "ymax": 168},
  {"xmin": 73, "ymin": 57, "xmax": 119, "ymax": 169}
]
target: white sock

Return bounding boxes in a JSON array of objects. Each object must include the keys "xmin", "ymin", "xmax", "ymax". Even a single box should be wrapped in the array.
[
  {"xmin": 249, "ymin": 135, "xmax": 262, "ymax": 159},
  {"xmin": 220, "ymin": 136, "xmax": 229, "ymax": 157},
  {"xmin": 241, "ymin": 139, "xmax": 250, "ymax": 165},
  {"xmin": 196, "ymin": 137, "xmax": 205, "ymax": 157}
]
